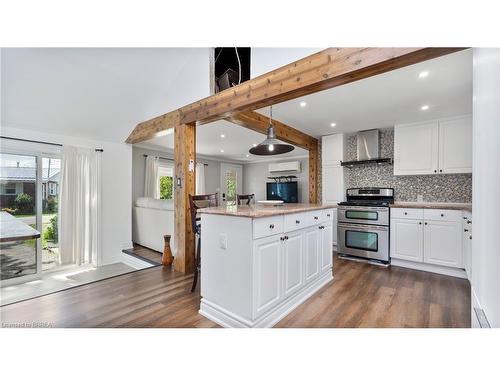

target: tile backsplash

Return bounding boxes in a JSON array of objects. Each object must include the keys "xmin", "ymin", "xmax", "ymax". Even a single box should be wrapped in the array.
[{"xmin": 343, "ymin": 129, "xmax": 472, "ymax": 202}]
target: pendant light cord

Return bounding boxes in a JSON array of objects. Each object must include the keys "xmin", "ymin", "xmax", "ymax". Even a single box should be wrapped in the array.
[{"xmin": 235, "ymin": 47, "xmax": 242, "ymax": 85}]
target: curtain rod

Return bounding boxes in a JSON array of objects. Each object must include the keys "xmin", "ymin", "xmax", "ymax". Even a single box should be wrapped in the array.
[
  {"xmin": 143, "ymin": 154, "xmax": 208, "ymax": 166},
  {"xmin": 0, "ymin": 136, "xmax": 104, "ymax": 152}
]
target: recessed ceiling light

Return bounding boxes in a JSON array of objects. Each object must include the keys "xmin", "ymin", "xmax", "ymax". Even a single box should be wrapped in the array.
[
  {"xmin": 418, "ymin": 71, "xmax": 429, "ymax": 78},
  {"xmin": 220, "ymin": 134, "xmax": 225, "ymax": 138},
  {"xmin": 330, "ymin": 123, "xmax": 337, "ymax": 127},
  {"xmin": 421, "ymin": 105, "xmax": 430, "ymax": 111},
  {"xmin": 246, "ymin": 154, "xmax": 250, "ymax": 158},
  {"xmin": 220, "ymin": 149, "xmax": 224, "ymax": 153},
  {"xmin": 299, "ymin": 101, "xmax": 307, "ymax": 108},
  {"xmin": 252, "ymin": 143, "xmax": 257, "ymax": 147}
]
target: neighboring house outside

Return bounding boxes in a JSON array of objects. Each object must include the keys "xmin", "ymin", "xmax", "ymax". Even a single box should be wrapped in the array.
[{"xmin": 0, "ymin": 167, "xmax": 60, "ymax": 208}]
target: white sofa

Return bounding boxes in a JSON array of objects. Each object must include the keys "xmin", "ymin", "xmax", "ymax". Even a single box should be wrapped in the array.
[{"xmin": 132, "ymin": 197, "xmax": 175, "ymax": 254}]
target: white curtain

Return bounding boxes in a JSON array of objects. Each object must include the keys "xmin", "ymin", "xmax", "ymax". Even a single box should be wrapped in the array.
[
  {"xmin": 195, "ymin": 162, "xmax": 206, "ymax": 194},
  {"xmin": 144, "ymin": 155, "xmax": 159, "ymax": 199},
  {"xmin": 59, "ymin": 146, "xmax": 101, "ymax": 266}
]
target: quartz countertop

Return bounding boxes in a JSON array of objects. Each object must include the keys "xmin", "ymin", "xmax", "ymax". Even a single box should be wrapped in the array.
[
  {"xmin": 198, "ymin": 203, "xmax": 338, "ymax": 218},
  {"xmin": 390, "ymin": 202, "xmax": 472, "ymax": 212}
]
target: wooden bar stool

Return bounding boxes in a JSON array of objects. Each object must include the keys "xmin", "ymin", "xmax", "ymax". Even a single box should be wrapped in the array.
[
  {"xmin": 236, "ymin": 193, "xmax": 255, "ymax": 205},
  {"xmin": 189, "ymin": 192, "xmax": 219, "ymax": 292}
]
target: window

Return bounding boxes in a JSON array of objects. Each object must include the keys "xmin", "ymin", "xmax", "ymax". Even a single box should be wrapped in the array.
[
  {"xmin": 158, "ymin": 163, "xmax": 174, "ymax": 200},
  {"xmin": 3, "ymin": 182, "xmax": 17, "ymax": 195},
  {"xmin": 49, "ymin": 182, "xmax": 57, "ymax": 196}
]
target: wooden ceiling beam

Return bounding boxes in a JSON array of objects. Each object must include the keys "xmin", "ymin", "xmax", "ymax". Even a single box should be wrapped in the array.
[
  {"xmin": 126, "ymin": 47, "xmax": 465, "ymax": 144},
  {"xmin": 225, "ymin": 110, "xmax": 318, "ymax": 151}
]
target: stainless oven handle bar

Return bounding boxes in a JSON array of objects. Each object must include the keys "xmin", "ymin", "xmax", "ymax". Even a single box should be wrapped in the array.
[{"xmin": 337, "ymin": 222, "xmax": 389, "ymax": 231}]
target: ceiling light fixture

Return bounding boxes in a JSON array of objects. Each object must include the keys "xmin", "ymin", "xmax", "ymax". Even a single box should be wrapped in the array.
[
  {"xmin": 246, "ymin": 154, "xmax": 250, "ymax": 158},
  {"xmin": 252, "ymin": 143, "xmax": 257, "ymax": 147},
  {"xmin": 421, "ymin": 105, "xmax": 430, "ymax": 111},
  {"xmin": 249, "ymin": 105, "xmax": 295, "ymax": 156},
  {"xmin": 220, "ymin": 134, "xmax": 225, "ymax": 138},
  {"xmin": 300, "ymin": 101, "xmax": 307, "ymax": 108},
  {"xmin": 220, "ymin": 149, "xmax": 225, "ymax": 153},
  {"xmin": 330, "ymin": 123, "xmax": 337, "ymax": 127},
  {"xmin": 418, "ymin": 71, "xmax": 429, "ymax": 78}
]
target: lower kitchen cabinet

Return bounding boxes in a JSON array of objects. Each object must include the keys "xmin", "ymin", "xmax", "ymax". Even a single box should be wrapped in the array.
[
  {"xmin": 424, "ymin": 220, "xmax": 463, "ymax": 268},
  {"xmin": 253, "ymin": 234, "xmax": 283, "ymax": 317},
  {"xmin": 390, "ymin": 208, "xmax": 465, "ymax": 273},
  {"xmin": 320, "ymin": 223, "xmax": 334, "ymax": 272},
  {"xmin": 391, "ymin": 218, "xmax": 424, "ymax": 262},
  {"xmin": 283, "ymin": 230, "xmax": 304, "ymax": 298},
  {"xmin": 305, "ymin": 226, "xmax": 320, "ymax": 283}
]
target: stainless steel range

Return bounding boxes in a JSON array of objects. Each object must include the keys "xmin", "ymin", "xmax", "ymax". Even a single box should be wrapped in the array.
[{"xmin": 337, "ymin": 188, "xmax": 394, "ymax": 265}]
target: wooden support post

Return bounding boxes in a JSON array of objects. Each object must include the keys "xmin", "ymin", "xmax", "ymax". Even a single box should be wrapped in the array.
[
  {"xmin": 173, "ymin": 122, "xmax": 196, "ymax": 274},
  {"xmin": 309, "ymin": 145, "xmax": 319, "ymax": 204}
]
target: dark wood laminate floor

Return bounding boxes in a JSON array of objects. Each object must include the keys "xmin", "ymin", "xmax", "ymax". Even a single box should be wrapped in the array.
[
  {"xmin": 123, "ymin": 244, "xmax": 163, "ymax": 265},
  {"xmin": 0, "ymin": 256, "xmax": 470, "ymax": 328}
]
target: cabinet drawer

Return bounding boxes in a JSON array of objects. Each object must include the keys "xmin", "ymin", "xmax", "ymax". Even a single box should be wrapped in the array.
[
  {"xmin": 391, "ymin": 208, "xmax": 424, "ymax": 220},
  {"xmin": 319, "ymin": 209, "xmax": 335, "ymax": 223},
  {"xmin": 306, "ymin": 210, "xmax": 324, "ymax": 227},
  {"xmin": 424, "ymin": 209, "xmax": 462, "ymax": 222},
  {"xmin": 284, "ymin": 212, "xmax": 311, "ymax": 232},
  {"xmin": 253, "ymin": 216, "xmax": 284, "ymax": 239}
]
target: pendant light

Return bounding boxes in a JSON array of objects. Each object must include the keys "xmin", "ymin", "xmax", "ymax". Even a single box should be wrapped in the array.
[{"xmin": 249, "ymin": 106, "xmax": 295, "ymax": 155}]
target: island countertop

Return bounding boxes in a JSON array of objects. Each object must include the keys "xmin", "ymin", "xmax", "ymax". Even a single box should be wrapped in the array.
[{"xmin": 198, "ymin": 203, "xmax": 338, "ymax": 218}]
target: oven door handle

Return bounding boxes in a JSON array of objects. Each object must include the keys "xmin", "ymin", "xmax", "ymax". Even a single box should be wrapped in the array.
[{"xmin": 337, "ymin": 223, "xmax": 389, "ymax": 231}]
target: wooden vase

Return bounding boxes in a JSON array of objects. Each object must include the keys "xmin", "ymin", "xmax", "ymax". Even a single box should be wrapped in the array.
[{"xmin": 162, "ymin": 235, "xmax": 174, "ymax": 266}]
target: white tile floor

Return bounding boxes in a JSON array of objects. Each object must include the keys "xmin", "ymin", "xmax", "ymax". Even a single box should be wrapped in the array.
[{"xmin": 0, "ymin": 262, "xmax": 136, "ymax": 306}]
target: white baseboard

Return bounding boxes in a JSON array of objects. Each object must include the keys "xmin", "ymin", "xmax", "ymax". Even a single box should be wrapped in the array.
[
  {"xmin": 121, "ymin": 252, "xmax": 154, "ymax": 270},
  {"xmin": 199, "ymin": 271, "xmax": 333, "ymax": 328},
  {"xmin": 391, "ymin": 258, "xmax": 467, "ymax": 279}
]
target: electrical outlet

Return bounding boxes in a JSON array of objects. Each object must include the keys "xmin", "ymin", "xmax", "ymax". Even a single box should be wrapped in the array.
[{"xmin": 219, "ymin": 233, "xmax": 227, "ymax": 250}]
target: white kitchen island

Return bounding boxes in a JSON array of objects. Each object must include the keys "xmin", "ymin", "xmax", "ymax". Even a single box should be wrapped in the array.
[{"xmin": 198, "ymin": 203, "xmax": 335, "ymax": 328}]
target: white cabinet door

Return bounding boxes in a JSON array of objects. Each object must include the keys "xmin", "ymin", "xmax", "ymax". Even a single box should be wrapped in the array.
[
  {"xmin": 394, "ymin": 121, "xmax": 439, "ymax": 175},
  {"xmin": 283, "ymin": 230, "xmax": 304, "ymax": 298},
  {"xmin": 304, "ymin": 226, "xmax": 320, "ymax": 283},
  {"xmin": 322, "ymin": 165, "xmax": 344, "ymax": 203},
  {"xmin": 320, "ymin": 223, "xmax": 333, "ymax": 273},
  {"xmin": 253, "ymin": 234, "xmax": 282, "ymax": 317},
  {"xmin": 390, "ymin": 219, "xmax": 424, "ymax": 262},
  {"xmin": 423, "ymin": 220, "xmax": 463, "ymax": 268},
  {"xmin": 439, "ymin": 116, "xmax": 472, "ymax": 174},
  {"xmin": 332, "ymin": 208, "xmax": 338, "ymax": 247},
  {"xmin": 322, "ymin": 134, "xmax": 344, "ymax": 165}
]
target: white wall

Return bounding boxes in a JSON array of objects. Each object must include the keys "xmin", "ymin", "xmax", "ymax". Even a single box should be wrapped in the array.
[
  {"xmin": 132, "ymin": 146, "xmax": 231, "ymax": 203},
  {"xmin": 251, "ymin": 48, "xmax": 323, "ymax": 78},
  {"xmin": 472, "ymin": 48, "xmax": 500, "ymax": 327},
  {"xmin": 243, "ymin": 158, "xmax": 309, "ymax": 203},
  {"xmin": 0, "ymin": 126, "xmax": 132, "ymax": 266}
]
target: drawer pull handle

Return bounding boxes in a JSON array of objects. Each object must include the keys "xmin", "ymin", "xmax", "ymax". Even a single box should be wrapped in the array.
[
  {"xmin": 419, "ymin": 222, "xmax": 422, "ymax": 225},
  {"xmin": 327, "ymin": 214, "xmax": 331, "ymax": 217},
  {"xmin": 296, "ymin": 220, "xmax": 300, "ymax": 224},
  {"xmin": 269, "ymin": 224, "xmax": 274, "ymax": 229},
  {"xmin": 464, "ymin": 229, "xmax": 469, "ymax": 232},
  {"xmin": 285, "ymin": 235, "xmax": 288, "ymax": 240},
  {"xmin": 469, "ymin": 235, "xmax": 472, "ymax": 240},
  {"xmin": 314, "ymin": 216, "xmax": 318, "ymax": 220},
  {"xmin": 424, "ymin": 222, "xmax": 428, "ymax": 225},
  {"xmin": 440, "ymin": 213, "xmax": 444, "ymax": 217},
  {"xmin": 434, "ymin": 170, "xmax": 437, "ymax": 173},
  {"xmin": 467, "ymin": 220, "xmax": 472, "ymax": 224},
  {"xmin": 404, "ymin": 212, "xmax": 407, "ymax": 215}
]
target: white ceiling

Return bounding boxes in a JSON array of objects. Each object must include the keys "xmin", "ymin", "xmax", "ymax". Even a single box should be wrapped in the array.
[
  {"xmin": 1, "ymin": 48, "xmax": 211, "ymax": 143},
  {"xmin": 2, "ymin": 48, "xmax": 472, "ymax": 163},
  {"xmin": 140, "ymin": 120, "xmax": 310, "ymax": 162},
  {"xmin": 142, "ymin": 49, "xmax": 472, "ymax": 162},
  {"xmin": 260, "ymin": 49, "xmax": 472, "ymax": 137}
]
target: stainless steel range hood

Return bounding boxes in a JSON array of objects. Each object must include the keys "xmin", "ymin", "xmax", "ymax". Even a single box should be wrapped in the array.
[{"xmin": 340, "ymin": 129, "xmax": 392, "ymax": 167}]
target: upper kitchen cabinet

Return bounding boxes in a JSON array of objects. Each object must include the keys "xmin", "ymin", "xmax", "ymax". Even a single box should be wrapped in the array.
[
  {"xmin": 394, "ymin": 120, "xmax": 439, "ymax": 175},
  {"xmin": 394, "ymin": 115, "xmax": 472, "ymax": 176},
  {"xmin": 439, "ymin": 115, "xmax": 473, "ymax": 174},
  {"xmin": 322, "ymin": 134, "xmax": 344, "ymax": 166}
]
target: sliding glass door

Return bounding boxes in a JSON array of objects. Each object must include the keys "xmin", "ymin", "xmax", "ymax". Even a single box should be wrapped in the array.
[
  {"xmin": 0, "ymin": 152, "xmax": 62, "ymax": 284},
  {"xmin": 0, "ymin": 153, "xmax": 40, "ymax": 282}
]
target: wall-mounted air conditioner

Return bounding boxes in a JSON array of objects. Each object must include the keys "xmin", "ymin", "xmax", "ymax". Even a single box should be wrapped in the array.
[{"xmin": 268, "ymin": 161, "xmax": 301, "ymax": 173}]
